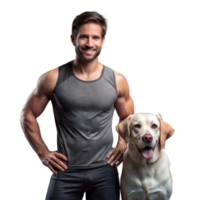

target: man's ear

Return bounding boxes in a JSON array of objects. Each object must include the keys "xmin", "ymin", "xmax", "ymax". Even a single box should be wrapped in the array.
[{"xmin": 71, "ymin": 35, "xmax": 75, "ymax": 46}]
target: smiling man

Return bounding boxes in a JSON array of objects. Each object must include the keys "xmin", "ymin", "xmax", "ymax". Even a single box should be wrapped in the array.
[{"xmin": 20, "ymin": 11, "xmax": 134, "ymax": 200}]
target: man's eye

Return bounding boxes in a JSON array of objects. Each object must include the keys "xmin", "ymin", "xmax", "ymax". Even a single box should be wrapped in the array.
[
  {"xmin": 93, "ymin": 36, "xmax": 99, "ymax": 40},
  {"xmin": 134, "ymin": 124, "xmax": 141, "ymax": 128},
  {"xmin": 151, "ymin": 124, "xmax": 158, "ymax": 129}
]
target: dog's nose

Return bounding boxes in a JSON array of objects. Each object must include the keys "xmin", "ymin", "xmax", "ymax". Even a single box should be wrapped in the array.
[{"xmin": 142, "ymin": 134, "xmax": 153, "ymax": 143}]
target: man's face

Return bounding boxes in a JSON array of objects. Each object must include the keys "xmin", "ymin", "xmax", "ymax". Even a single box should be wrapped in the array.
[{"xmin": 71, "ymin": 23, "xmax": 105, "ymax": 62}]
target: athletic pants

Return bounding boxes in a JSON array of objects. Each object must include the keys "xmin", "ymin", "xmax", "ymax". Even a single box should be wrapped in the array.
[{"xmin": 45, "ymin": 164, "xmax": 120, "ymax": 200}]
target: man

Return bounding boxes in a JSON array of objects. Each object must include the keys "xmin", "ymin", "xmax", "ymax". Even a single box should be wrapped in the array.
[{"xmin": 20, "ymin": 11, "xmax": 134, "ymax": 200}]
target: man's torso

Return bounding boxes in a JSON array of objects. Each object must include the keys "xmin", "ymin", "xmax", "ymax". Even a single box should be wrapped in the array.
[{"xmin": 51, "ymin": 61, "xmax": 118, "ymax": 169}]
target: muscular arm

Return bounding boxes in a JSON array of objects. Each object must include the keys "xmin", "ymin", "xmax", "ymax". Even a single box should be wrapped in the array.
[
  {"xmin": 115, "ymin": 71, "xmax": 134, "ymax": 145},
  {"xmin": 107, "ymin": 72, "xmax": 136, "ymax": 167},
  {"xmin": 18, "ymin": 71, "xmax": 57, "ymax": 157}
]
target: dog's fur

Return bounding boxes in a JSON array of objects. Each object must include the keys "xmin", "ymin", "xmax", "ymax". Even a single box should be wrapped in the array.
[{"xmin": 116, "ymin": 113, "xmax": 174, "ymax": 200}]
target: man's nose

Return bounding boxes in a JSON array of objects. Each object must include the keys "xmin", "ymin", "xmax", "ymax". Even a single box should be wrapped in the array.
[{"xmin": 86, "ymin": 37, "xmax": 93, "ymax": 47}]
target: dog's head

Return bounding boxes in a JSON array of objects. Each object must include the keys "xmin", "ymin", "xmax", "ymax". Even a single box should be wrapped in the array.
[{"xmin": 116, "ymin": 113, "xmax": 174, "ymax": 159}]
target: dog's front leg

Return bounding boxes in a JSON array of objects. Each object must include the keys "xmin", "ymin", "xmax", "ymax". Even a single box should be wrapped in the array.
[{"xmin": 147, "ymin": 191, "xmax": 170, "ymax": 200}]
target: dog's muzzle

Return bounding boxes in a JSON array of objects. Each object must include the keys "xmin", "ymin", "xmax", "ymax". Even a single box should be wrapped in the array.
[{"xmin": 135, "ymin": 141, "xmax": 157, "ymax": 159}]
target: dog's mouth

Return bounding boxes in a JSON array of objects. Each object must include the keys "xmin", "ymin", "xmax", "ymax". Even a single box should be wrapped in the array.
[{"xmin": 135, "ymin": 142, "xmax": 157, "ymax": 159}]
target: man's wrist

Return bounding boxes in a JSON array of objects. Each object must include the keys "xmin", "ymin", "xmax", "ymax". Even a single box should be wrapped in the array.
[{"xmin": 116, "ymin": 135, "xmax": 127, "ymax": 150}]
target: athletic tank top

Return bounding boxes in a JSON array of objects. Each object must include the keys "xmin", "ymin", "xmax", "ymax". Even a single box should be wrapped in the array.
[{"xmin": 51, "ymin": 61, "xmax": 118, "ymax": 169}]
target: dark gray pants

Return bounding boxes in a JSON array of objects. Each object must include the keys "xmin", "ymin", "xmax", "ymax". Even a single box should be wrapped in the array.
[{"xmin": 45, "ymin": 164, "xmax": 119, "ymax": 200}]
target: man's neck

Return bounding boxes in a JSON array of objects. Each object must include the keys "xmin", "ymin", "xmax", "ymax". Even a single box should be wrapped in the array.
[{"xmin": 73, "ymin": 57, "xmax": 101, "ymax": 75}]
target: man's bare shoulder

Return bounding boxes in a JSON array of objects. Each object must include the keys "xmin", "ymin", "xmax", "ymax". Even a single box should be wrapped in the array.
[
  {"xmin": 44, "ymin": 68, "xmax": 58, "ymax": 85},
  {"xmin": 114, "ymin": 71, "xmax": 129, "ymax": 97},
  {"xmin": 114, "ymin": 71, "xmax": 125, "ymax": 81},
  {"xmin": 36, "ymin": 68, "xmax": 58, "ymax": 97}
]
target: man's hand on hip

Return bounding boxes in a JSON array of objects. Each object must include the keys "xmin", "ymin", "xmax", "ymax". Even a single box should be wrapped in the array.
[
  {"xmin": 106, "ymin": 145, "xmax": 127, "ymax": 167},
  {"xmin": 40, "ymin": 151, "xmax": 68, "ymax": 174}
]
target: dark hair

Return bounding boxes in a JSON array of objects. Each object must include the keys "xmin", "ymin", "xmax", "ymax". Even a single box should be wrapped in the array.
[{"xmin": 72, "ymin": 11, "xmax": 107, "ymax": 38}]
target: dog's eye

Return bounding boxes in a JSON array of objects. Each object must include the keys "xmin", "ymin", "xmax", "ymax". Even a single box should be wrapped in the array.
[
  {"xmin": 134, "ymin": 124, "xmax": 141, "ymax": 128},
  {"xmin": 151, "ymin": 124, "xmax": 158, "ymax": 129}
]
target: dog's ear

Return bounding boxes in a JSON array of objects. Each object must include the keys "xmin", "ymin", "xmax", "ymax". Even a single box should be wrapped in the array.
[
  {"xmin": 116, "ymin": 115, "xmax": 132, "ymax": 143},
  {"xmin": 156, "ymin": 115, "xmax": 174, "ymax": 149}
]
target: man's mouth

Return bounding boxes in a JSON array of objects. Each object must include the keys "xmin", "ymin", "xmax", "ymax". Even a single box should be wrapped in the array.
[
  {"xmin": 82, "ymin": 49, "xmax": 96, "ymax": 55},
  {"xmin": 135, "ymin": 143, "xmax": 156, "ymax": 159}
]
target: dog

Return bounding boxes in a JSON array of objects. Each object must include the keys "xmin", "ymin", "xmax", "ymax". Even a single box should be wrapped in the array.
[{"xmin": 116, "ymin": 113, "xmax": 174, "ymax": 200}]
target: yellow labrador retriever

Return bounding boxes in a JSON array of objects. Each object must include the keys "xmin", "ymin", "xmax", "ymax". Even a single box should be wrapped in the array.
[{"xmin": 116, "ymin": 113, "xmax": 174, "ymax": 200}]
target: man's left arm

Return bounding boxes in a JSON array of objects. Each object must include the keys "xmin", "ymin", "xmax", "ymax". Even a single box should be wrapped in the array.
[{"xmin": 107, "ymin": 71, "xmax": 134, "ymax": 167}]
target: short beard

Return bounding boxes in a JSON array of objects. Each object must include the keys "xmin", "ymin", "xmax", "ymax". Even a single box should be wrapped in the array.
[{"xmin": 75, "ymin": 47, "xmax": 101, "ymax": 62}]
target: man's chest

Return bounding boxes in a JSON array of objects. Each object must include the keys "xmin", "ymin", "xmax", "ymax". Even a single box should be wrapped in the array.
[{"xmin": 54, "ymin": 78, "xmax": 117, "ymax": 111}]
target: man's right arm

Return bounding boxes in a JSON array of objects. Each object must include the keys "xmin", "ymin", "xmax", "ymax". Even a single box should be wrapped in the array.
[
  {"xmin": 18, "ymin": 72, "xmax": 52, "ymax": 157},
  {"xmin": 20, "ymin": 68, "xmax": 68, "ymax": 174}
]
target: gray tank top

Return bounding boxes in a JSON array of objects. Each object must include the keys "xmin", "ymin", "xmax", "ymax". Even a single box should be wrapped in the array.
[{"xmin": 51, "ymin": 61, "xmax": 118, "ymax": 169}]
